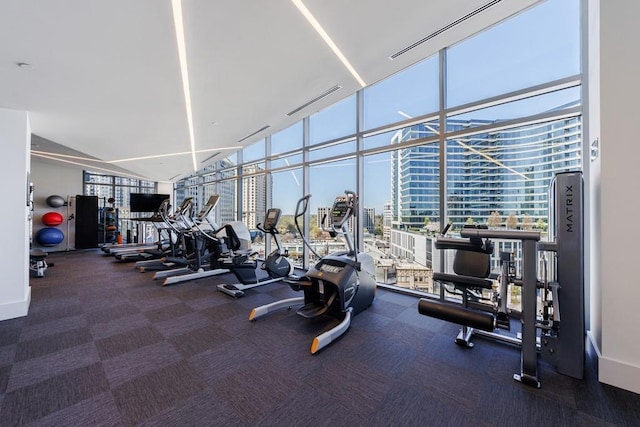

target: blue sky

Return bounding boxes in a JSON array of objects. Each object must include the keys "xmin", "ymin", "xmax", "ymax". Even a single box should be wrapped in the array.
[{"xmin": 265, "ymin": 0, "xmax": 580, "ymax": 215}]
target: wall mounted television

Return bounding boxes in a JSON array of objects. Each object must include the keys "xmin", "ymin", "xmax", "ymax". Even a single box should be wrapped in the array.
[{"xmin": 129, "ymin": 193, "xmax": 170, "ymax": 213}]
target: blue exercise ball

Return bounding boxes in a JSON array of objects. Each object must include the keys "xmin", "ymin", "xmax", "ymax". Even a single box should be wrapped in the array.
[
  {"xmin": 46, "ymin": 195, "xmax": 66, "ymax": 208},
  {"xmin": 36, "ymin": 227, "xmax": 64, "ymax": 247}
]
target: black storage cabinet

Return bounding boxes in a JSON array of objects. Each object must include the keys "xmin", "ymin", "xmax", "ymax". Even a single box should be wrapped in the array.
[{"xmin": 75, "ymin": 195, "xmax": 99, "ymax": 249}]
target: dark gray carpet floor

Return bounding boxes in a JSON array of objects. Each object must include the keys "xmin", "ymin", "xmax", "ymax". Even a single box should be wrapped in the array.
[{"xmin": 0, "ymin": 249, "xmax": 638, "ymax": 426}]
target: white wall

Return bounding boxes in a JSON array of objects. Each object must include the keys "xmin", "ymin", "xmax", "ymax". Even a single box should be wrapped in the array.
[
  {"xmin": 0, "ymin": 108, "xmax": 31, "ymax": 320},
  {"xmin": 157, "ymin": 182, "xmax": 174, "ymax": 207},
  {"xmin": 595, "ymin": 0, "xmax": 640, "ymax": 394},
  {"xmin": 30, "ymin": 159, "xmax": 83, "ymax": 251}
]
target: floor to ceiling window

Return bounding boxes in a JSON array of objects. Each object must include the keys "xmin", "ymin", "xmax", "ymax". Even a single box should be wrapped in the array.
[
  {"xmin": 84, "ymin": 171, "xmax": 157, "ymax": 243},
  {"xmin": 173, "ymin": 0, "xmax": 582, "ymax": 296}
]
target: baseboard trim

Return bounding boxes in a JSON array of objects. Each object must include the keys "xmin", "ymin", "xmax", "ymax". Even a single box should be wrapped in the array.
[
  {"xmin": 597, "ymin": 345, "xmax": 640, "ymax": 394},
  {"xmin": 0, "ymin": 287, "xmax": 31, "ymax": 321}
]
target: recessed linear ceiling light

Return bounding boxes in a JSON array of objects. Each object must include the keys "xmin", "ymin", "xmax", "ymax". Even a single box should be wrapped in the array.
[
  {"xmin": 171, "ymin": 0, "xmax": 197, "ymax": 172},
  {"xmin": 287, "ymin": 85, "xmax": 342, "ymax": 116},
  {"xmin": 32, "ymin": 153, "xmax": 149, "ymax": 180},
  {"xmin": 291, "ymin": 0, "xmax": 366, "ymax": 88},
  {"xmin": 107, "ymin": 151, "xmax": 191, "ymax": 163},
  {"xmin": 238, "ymin": 125, "xmax": 271, "ymax": 143},
  {"xmin": 389, "ymin": 0, "xmax": 502, "ymax": 60},
  {"xmin": 30, "ymin": 150, "xmax": 103, "ymax": 163},
  {"xmin": 107, "ymin": 146, "xmax": 241, "ymax": 163}
]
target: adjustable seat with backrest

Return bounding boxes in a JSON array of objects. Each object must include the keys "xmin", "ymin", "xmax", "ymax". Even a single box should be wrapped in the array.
[{"xmin": 418, "ymin": 224, "xmax": 497, "ymax": 347}]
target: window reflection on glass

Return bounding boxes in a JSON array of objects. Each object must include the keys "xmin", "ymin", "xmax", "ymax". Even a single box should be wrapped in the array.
[
  {"xmin": 272, "ymin": 122, "xmax": 303, "ymax": 156},
  {"xmin": 308, "ymin": 140, "xmax": 356, "ymax": 162},
  {"xmin": 242, "ymin": 139, "xmax": 265, "ymax": 164},
  {"xmin": 446, "ymin": 117, "xmax": 581, "ymax": 231},
  {"xmin": 447, "ymin": 87, "xmax": 581, "ymax": 129},
  {"xmin": 364, "ymin": 56, "xmax": 438, "ymax": 130},
  {"xmin": 309, "ymin": 95, "xmax": 356, "ymax": 145},
  {"xmin": 447, "ymin": 0, "xmax": 580, "ymax": 108},
  {"xmin": 271, "ymin": 152, "xmax": 303, "ymax": 170},
  {"xmin": 364, "ymin": 119, "xmax": 439, "ymax": 151},
  {"xmin": 224, "ymin": 152, "xmax": 238, "ymax": 167}
]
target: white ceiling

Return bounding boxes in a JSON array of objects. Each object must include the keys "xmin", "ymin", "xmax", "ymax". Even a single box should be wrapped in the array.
[{"xmin": 0, "ymin": 0, "xmax": 539, "ymax": 182}]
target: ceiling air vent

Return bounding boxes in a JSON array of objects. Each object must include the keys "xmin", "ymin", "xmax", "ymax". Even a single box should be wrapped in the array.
[
  {"xmin": 286, "ymin": 85, "xmax": 342, "ymax": 116},
  {"xmin": 389, "ymin": 0, "xmax": 502, "ymax": 60},
  {"xmin": 201, "ymin": 152, "xmax": 221, "ymax": 164},
  {"xmin": 238, "ymin": 125, "xmax": 271, "ymax": 143}
]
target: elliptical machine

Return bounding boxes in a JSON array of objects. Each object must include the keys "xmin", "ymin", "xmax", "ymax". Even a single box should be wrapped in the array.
[
  {"xmin": 249, "ymin": 191, "xmax": 376, "ymax": 354},
  {"xmin": 217, "ymin": 207, "xmax": 295, "ymax": 298}
]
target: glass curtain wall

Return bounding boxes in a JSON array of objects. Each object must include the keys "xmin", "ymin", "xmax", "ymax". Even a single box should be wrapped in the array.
[
  {"xmin": 83, "ymin": 171, "xmax": 157, "ymax": 243},
  {"xmin": 309, "ymin": 158, "xmax": 356, "ymax": 262},
  {"xmin": 270, "ymin": 168, "xmax": 304, "ymax": 266},
  {"xmin": 172, "ymin": 0, "xmax": 581, "ymax": 297}
]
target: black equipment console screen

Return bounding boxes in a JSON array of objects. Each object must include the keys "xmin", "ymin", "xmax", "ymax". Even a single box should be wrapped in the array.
[
  {"xmin": 331, "ymin": 200, "xmax": 349, "ymax": 225},
  {"xmin": 130, "ymin": 193, "xmax": 170, "ymax": 213},
  {"xmin": 263, "ymin": 208, "xmax": 281, "ymax": 229},
  {"xmin": 318, "ymin": 262, "xmax": 343, "ymax": 274}
]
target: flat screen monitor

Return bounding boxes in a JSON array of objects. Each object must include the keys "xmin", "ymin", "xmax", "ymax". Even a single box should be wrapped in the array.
[{"xmin": 130, "ymin": 193, "xmax": 170, "ymax": 213}]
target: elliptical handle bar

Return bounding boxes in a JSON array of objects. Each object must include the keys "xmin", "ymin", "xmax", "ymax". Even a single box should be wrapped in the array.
[
  {"xmin": 294, "ymin": 194, "xmax": 321, "ymax": 259},
  {"xmin": 344, "ymin": 190, "xmax": 358, "ymax": 210},
  {"xmin": 256, "ymin": 222, "xmax": 278, "ymax": 234},
  {"xmin": 342, "ymin": 190, "xmax": 359, "ymax": 266},
  {"xmin": 295, "ymin": 194, "xmax": 311, "ymax": 219},
  {"xmin": 441, "ymin": 222, "xmax": 452, "ymax": 236}
]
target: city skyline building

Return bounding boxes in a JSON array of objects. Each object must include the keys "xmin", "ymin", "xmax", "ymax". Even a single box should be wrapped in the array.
[
  {"xmin": 241, "ymin": 164, "xmax": 267, "ymax": 229},
  {"xmin": 390, "ymin": 112, "xmax": 581, "ymax": 232}
]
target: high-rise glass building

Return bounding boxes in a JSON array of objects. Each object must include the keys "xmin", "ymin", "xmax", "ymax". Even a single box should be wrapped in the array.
[
  {"xmin": 390, "ymin": 124, "xmax": 440, "ymax": 230},
  {"xmin": 241, "ymin": 164, "xmax": 266, "ymax": 229},
  {"xmin": 391, "ymin": 112, "xmax": 581, "ymax": 230}
]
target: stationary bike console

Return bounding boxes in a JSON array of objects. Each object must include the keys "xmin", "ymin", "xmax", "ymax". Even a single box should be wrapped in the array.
[{"xmin": 259, "ymin": 208, "xmax": 281, "ymax": 232}]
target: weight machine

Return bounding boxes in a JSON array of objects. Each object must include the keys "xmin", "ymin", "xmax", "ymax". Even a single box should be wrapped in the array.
[{"xmin": 418, "ymin": 171, "xmax": 584, "ymax": 387}]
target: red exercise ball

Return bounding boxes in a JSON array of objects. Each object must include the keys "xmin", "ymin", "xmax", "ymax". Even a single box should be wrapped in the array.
[{"xmin": 42, "ymin": 211, "xmax": 64, "ymax": 226}]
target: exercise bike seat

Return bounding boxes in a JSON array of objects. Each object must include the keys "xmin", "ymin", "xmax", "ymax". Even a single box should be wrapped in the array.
[{"xmin": 30, "ymin": 249, "xmax": 48, "ymax": 260}]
